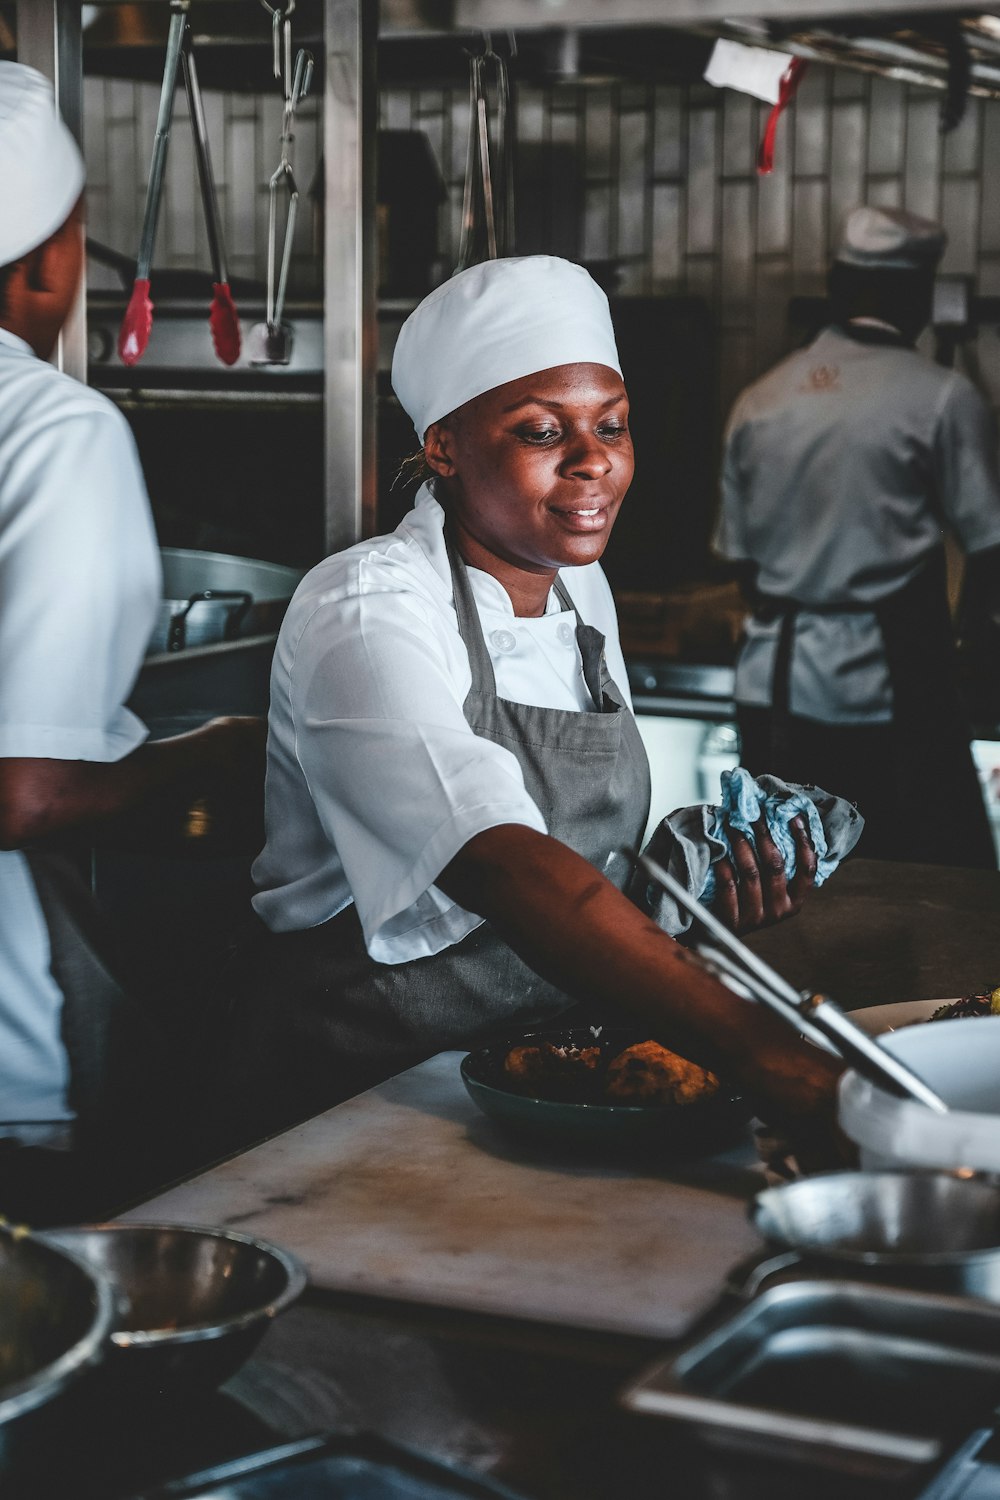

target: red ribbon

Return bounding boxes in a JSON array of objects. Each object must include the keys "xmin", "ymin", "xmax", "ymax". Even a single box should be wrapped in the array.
[{"xmin": 757, "ymin": 57, "xmax": 809, "ymax": 176}]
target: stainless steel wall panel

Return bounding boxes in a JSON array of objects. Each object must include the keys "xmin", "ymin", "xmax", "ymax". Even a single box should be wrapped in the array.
[
  {"xmin": 585, "ymin": 88, "xmax": 615, "ymax": 175},
  {"xmin": 829, "ymin": 101, "xmax": 866, "ymax": 241},
  {"xmin": 652, "ymin": 85, "xmax": 682, "ymax": 179},
  {"xmin": 720, "ymin": 180, "xmax": 754, "ymax": 324},
  {"xmin": 793, "ymin": 69, "xmax": 830, "ymax": 179},
  {"xmin": 904, "ymin": 95, "xmax": 942, "ymax": 221},
  {"xmin": 791, "ymin": 178, "xmax": 828, "ymax": 280},
  {"xmin": 721, "ymin": 91, "xmax": 754, "ymax": 179},
  {"xmin": 757, "ymin": 164, "xmax": 791, "ymax": 258},
  {"xmin": 618, "ymin": 99, "xmax": 650, "ymax": 267},
  {"xmin": 582, "ymin": 181, "xmax": 614, "ymax": 261},
  {"xmin": 940, "ymin": 177, "xmax": 979, "ymax": 275},
  {"xmin": 943, "ymin": 100, "xmax": 981, "ymax": 175},
  {"xmin": 448, "ymin": 88, "xmax": 469, "ymax": 179},
  {"xmin": 867, "ymin": 76, "xmax": 906, "ymax": 177},
  {"xmin": 226, "ymin": 115, "xmax": 258, "ymax": 279},
  {"xmin": 650, "ymin": 181, "xmax": 682, "ymax": 289},
  {"xmin": 979, "ymin": 105, "xmax": 1000, "ymax": 253},
  {"xmin": 686, "ymin": 106, "xmax": 717, "ymax": 255}
]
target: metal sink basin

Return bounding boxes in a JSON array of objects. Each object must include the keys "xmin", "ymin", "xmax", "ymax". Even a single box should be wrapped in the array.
[{"xmin": 621, "ymin": 1280, "xmax": 1000, "ymax": 1480}]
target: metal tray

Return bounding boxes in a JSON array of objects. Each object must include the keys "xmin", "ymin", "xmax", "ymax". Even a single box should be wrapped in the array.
[
  {"xmin": 130, "ymin": 1433, "xmax": 528, "ymax": 1499},
  {"xmin": 621, "ymin": 1280, "xmax": 1000, "ymax": 1480}
]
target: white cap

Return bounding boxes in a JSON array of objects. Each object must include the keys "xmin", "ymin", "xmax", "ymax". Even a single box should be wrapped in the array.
[
  {"xmin": 0, "ymin": 63, "xmax": 85, "ymax": 266},
  {"xmin": 391, "ymin": 255, "xmax": 622, "ymax": 442},
  {"xmin": 834, "ymin": 206, "xmax": 946, "ymax": 273}
]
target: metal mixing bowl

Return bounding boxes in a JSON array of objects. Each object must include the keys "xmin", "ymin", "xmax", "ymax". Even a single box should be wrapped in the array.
[
  {"xmin": 751, "ymin": 1171, "xmax": 1000, "ymax": 1300},
  {"xmin": 39, "ymin": 1223, "xmax": 307, "ymax": 1392},
  {"xmin": 0, "ymin": 1227, "xmax": 116, "ymax": 1454}
]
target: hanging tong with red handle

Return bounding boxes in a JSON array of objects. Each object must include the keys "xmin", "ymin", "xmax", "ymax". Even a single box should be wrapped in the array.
[{"xmin": 118, "ymin": 0, "xmax": 241, "ymax": 366}]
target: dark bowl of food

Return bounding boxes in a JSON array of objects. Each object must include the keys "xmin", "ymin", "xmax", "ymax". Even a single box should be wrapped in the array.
[
  {"xmin": 39, "ymin": 1223, "xmax": 307, "ymax": 1395},
  {"xmin": 461, "ymin": 1027, "xmax": 751, "ymax": 1152}
]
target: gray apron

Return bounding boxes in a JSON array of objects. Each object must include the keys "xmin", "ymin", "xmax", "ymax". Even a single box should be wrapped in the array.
[{"xmin": 220, "ymin": 531, "xmax": 652, "ymax": 1128}]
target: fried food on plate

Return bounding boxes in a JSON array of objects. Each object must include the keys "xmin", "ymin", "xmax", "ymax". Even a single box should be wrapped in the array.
[
  {"xmin": 605, "ymin": 1040, "xmax": 720, "ymax": 1106},
  {"xmin": 503, "ymin": 1042, "xmax": 600, "ymax": 1100}
]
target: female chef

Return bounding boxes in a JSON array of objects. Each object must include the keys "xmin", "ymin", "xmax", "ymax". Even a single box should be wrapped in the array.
[{"xmin": 220, "ymin": 255, "xmax": 841, "ymax": 1156}]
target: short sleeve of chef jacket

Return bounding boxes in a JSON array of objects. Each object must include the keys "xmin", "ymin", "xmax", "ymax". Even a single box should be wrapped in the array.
[
  {"xmin": 0, "ymin": 392, "xmax": 160, "ymax": 762},
  {"xmin": 278, "ymin": 573, "xmax": 550, "ymax": 962},
  {"xmin": 933, "ymin": 372, "xmax": 1000, "ymax": 554}
]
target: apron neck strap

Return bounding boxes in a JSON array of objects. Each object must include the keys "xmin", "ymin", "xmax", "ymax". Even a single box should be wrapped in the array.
[
  {"xmin": 444, "ymin": 524, "xmax": 608, "ymax": 710},
  {"xmin": 443, "ymin": 524, "xmax": 499, "ymax": 695}
]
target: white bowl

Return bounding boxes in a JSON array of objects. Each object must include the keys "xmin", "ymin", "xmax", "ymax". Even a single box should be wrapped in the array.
[{"xmin": 838, "ymin": 1016, "xmax": 1000, "ymax": 1173}]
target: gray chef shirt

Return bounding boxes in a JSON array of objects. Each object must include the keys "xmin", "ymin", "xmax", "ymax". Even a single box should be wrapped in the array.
[{"xmin": 714, "ymin": 324, "xmax": 1000, "ymax": 724}]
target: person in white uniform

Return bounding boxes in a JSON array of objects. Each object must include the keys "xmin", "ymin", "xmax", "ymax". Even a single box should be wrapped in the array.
[
  {"xmin": 0, "ymin": 64, "xmax": 263, "ymax": 1214},
  {"xmin": 220, "ymin": 254, "xmax": 844, "ymax": 1163},
  {"xmin": 716, "ymin": 205, "xmax": 1000, "ymax": 868}
]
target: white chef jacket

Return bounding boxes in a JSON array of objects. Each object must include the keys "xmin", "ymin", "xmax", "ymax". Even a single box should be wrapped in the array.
[
  {"xmin": 252, "ymin": 485, "xmax": 632, "ymax": 963},
  {"xmin": 715, "ymin": 324, "xmax": 1000, "ymax": 724},
  {"xmin": 0, "ymin": 327, "xmax": 160, "ymax": 1122}
]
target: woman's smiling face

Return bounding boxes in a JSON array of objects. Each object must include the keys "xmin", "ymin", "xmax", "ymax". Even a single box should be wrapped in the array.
[{"xmin": 425, "ymin": 362, "xmax": 633, "ymax": 607}]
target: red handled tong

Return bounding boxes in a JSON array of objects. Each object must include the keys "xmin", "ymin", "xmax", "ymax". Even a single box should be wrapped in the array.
[{"xmin": 119, "ymin": 0, "xmax": 241, "ymax": 366}]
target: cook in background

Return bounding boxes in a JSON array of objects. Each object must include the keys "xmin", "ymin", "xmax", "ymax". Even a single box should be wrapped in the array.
[
  {"xmin": 716, "ymin": 205, "xmax": 1000, "ymax": 869},
  {"xmin": 0, "ymin": 63, "xmax": 264, "ymax": 1223},
  {"xmin": 217, "ymin": 254, "xmax": 843, "ymax": 1164}
]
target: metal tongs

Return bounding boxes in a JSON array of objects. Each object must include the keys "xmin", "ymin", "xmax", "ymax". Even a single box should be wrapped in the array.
[
  {"xmin": 118, "ymin": 0, "xmax": 241, "ymax": 367},
  {"xmin": 629, "ymin": 848, "xmax": 949, "ymax": 1113},
  {"xmin": 247, "ymin": 0, "xmax": 313, "ymax": 365},
  {"xmin": 456, "ymin": 33, "xmax": 516, "ymax": 271}
]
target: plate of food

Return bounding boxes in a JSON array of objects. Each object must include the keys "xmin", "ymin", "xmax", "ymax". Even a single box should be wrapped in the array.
[
  {"xmin": 847, "ymin": 984, "xmax": 1000, "ymax": 1037},
  {"xmin": 460, "ymin": 1028, "xmax": 751, "ymax": 1152}
]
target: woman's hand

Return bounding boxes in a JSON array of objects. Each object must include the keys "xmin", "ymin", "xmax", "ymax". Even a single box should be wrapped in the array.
[{"xmin": 712, "ymin": 814, "xmax": 816, "ymax": 934}]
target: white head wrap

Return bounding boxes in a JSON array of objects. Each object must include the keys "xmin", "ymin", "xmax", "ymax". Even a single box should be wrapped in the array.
[
  {"xmin": 0, "ymin": 63, "xmax": 85, "ymax": 266},
  {"xmin": 391, "ymin": 255, "xmax": 622, "ymax": 442},
  {"xmin": 835, "ymin": 206, "xmax": 946, "ymax": 273}
]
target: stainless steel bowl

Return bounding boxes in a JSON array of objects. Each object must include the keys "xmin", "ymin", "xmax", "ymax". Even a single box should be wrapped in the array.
[
  {"xmin": 40, "ymin": 1223, "xmax": 307, "ymax": 1392},
  {"xmin": 0, "ymin": 1228, "xmax": 116, "ymax": 1451},
  {"xmin": 752, "ymin": 1171, "xmax": 1000, "ymax": 1300}
]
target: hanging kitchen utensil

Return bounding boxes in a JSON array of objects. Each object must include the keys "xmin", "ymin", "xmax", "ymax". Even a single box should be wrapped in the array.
[
  {"xmin": 247, "ymin": 0, "xmax": 313, "ymax": 366},
  {"xmin": 627, "ymin": 846, "xmax": 950, "ymax": 1113},
  {"xmin": 118, "ymin": 2, "xmax": 187, "ymax": 365},
  {"xmin": 118, "ymin": 0, "xmax": 242, "ymax": 367},
  {"xmin": 456, "ymin": 34, "xmax": 515, "ymax": 273},
  {"xmin": 181, "ymin": 26, "xmax": 241, "ymax": 364}
]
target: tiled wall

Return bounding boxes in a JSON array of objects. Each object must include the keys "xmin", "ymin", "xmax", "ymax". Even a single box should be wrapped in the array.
[
  {"xmin": 383, "ymin": 67, "xmax": 1000, "ymax": 429},
  {"xmin": 83, "ymin": 63, "xmax": 1000, "ymax": 432}
]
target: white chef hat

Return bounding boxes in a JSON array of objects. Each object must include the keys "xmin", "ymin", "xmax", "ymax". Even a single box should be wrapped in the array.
[
  {"xmin": 0, "ymin": 63, "xmax": 85, "ymax": 267},
  {"xmin": 392, "ymin": 256, "xmax": 622, "ymax": 442},
  {"xmin": 834, "ymin": 206, "xmax": 946, "ymax": 273}
]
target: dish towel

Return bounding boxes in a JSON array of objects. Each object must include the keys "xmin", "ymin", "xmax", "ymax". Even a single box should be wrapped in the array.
[{"xmin": 630, "ymin": 767, "xmax": 865, "ymax": 938}]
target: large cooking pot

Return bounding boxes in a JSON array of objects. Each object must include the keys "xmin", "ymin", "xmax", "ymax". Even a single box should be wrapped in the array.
[
  {"xmin": 149, "ymin": 548, "xmax": 304, "ymax": 655},
  {"xmin": 0, "ymin": 1227, "xmax": 117, "ymax": 1464}
]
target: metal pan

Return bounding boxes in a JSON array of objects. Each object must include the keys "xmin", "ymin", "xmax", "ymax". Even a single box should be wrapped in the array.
[
  {"xmin": 751, "ymin": 1170, "xmax": 1000, "ymax": 1301},
  {"xmin": 148, "ymin": 548, "xmax": 303, "ymax": 655}
]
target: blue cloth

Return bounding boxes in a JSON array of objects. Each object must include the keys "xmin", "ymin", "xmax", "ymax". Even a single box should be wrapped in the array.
[
  {"xmin": 701, "ymin": 767, "xmax": 836, "ymax": 905},
  {"xmin": 629, "ymin": 770, "xmax": 865, "ymax": 939}
]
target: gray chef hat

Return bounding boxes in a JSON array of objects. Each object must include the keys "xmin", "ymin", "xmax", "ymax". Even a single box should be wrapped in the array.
[
  {"xmin": 0, "ymin": 63, "xmax": 85, "ymax": 265},
  {"xmin": 834, "ymin": 206, "xmax": 946, "ymax": 272}
]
